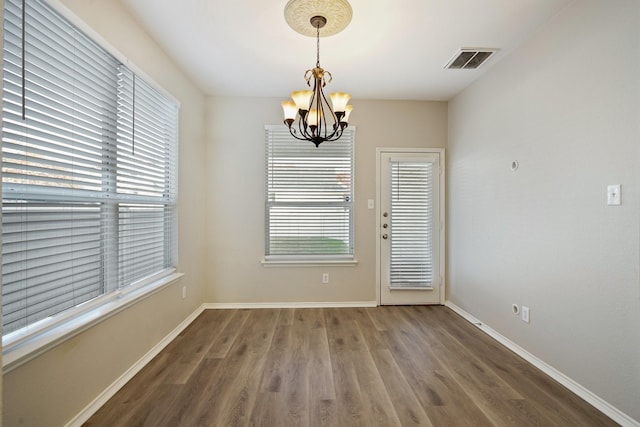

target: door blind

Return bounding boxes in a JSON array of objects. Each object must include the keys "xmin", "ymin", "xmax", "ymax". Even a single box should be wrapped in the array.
[
  {"xmin": 389, "ymin": 159, "xmax": 434, "ymax": 287},
  {"xmin": 265, "ymin": 126, "xmax": 354, "ymax": 257}
]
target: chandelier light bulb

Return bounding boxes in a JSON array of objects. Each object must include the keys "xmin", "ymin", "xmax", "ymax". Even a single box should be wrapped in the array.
[{"xmin": 307, "ymin": 108, "xmax": 321, "ymax": 127}]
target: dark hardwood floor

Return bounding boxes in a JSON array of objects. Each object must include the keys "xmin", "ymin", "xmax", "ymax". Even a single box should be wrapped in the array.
[{"xmin": 84, "ymin": 306, "xmax": 618, "ymax": 426}]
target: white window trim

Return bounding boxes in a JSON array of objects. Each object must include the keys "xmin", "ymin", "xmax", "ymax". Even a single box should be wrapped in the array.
[
  {"xmin": 261, "ymin": 255, "xmax": 359, "ymax": 267},
  {"xmin": 46, "ymin": 0, "xmax": 180, "ymax": 106},
  {"xmin": 2, "ymin": 271, "xmax": 183, "ymax": 373}
]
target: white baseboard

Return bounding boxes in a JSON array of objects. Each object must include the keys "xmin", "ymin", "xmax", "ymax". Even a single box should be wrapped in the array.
[
  {"xmin": 445, "ymin": 301, "xmax": 639, "ymax": 427},
  {"xmin": 65, "ymin": 304, "xmax": 206, "ymax": 427},
  {"xmin": 71, "ymin": 301, "xmax": 637, "ymax": 427},
  {"xmin": 204, "ymin": 301, "xmax": 378, "ymax": 309}
]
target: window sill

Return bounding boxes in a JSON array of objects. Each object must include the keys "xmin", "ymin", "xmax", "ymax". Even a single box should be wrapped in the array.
[
  {"xmin": 2, "ymin": 271, "xmax": 184, "ymax": 373},
  {"xmin": 389, "ymin": 286, "xmax": 434, "ymax": 291},
  {"xmin": 261, "ymin": 258, "xmax": 359, "ymax": 267}
]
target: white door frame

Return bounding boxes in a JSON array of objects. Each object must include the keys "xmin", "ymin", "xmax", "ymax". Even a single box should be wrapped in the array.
[{"xmin": 375, "ymin": 147, "xmax": 446, "ymax": 306}]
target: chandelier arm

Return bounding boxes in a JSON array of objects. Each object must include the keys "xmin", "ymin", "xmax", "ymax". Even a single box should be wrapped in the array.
[
  {"xmin": 319, "ymin": 81, "xmax": 337, "ymax": 122},
  {"xmin": 304, "ymin": 69, "xmax": 313, "ymax": 87},
  {"xmin": 287, "ymin": 126, "xmax": 313, "ymax": 141},
  {"xmin": 319, "ymin": 104, "xmax": 327, "ymax": 140},
  {"xmin": 324, "ymin": 70, "xmax": 332, "ymax": 85},
  {"xmin": 315, "ymin": 77, "xmax": 325, "ymax": 139},
  {"xmin": 309, "ymin": 81, "xmax": 330, "ymax": 145},
  {"xmin": 298, "ymin": 109, "xmax": 311, "ymax": 139},
  {"xmin": 320, "ymin": 84, "xmax": 341, "ymax": 140},
  {"xmin": 318, "ymin": 91, "xmax": 329, "ymax": 140}
]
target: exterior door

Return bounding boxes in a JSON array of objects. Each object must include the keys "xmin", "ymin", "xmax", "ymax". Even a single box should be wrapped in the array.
[{"xmin": 378, "ymin": 149, "xmax": 444, "ymax": 305}]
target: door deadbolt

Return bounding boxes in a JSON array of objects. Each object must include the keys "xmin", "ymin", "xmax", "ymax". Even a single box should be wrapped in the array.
[
  {"xmin": 382, "ymin": 234, "xmax": 388, "ymax": 239},
  {"xmin": 383, "ymin": 212, "xmax": 388, "ymax": 217}
]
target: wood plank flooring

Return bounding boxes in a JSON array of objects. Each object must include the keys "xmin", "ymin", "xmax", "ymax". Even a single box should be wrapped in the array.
[{"xmin": 84, "ymin": 306, "xmax": 618, "ymax": 426}]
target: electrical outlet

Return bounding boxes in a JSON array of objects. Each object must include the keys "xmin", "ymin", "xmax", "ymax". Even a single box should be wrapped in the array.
[
  {"xmin": 521, "ymin": 306, "xmax": 530, "ymax": 323},
  {"xmin": 182, "ymin": 286, "xmax": 187, "ymax": 299},
  {"xmin": 607, "ymin": 184, "xmax": 621, "ymax": 206},
  {"xmin": 322, "ymin": 273, "xmax": 329, "ymax": 284}
]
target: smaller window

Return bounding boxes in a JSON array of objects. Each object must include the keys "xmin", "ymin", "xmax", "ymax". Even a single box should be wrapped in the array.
[{"xmin": 265, "ymin": 125, "xmax": 355, "ymax": 260}]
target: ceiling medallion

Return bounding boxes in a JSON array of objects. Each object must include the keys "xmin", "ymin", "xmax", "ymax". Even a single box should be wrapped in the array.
[
  {"xmin": 284, "ymin": 0, "xmax": 352, "ymax": 37},
  {"xmin": 281, "ymin": 0, "xmax": 353, "ymax": 147}
]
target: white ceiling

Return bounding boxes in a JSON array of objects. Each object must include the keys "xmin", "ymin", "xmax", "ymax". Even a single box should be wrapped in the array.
[{"xmin": 120, "ymin": 0, "xmax": 572, "ymax": 101}]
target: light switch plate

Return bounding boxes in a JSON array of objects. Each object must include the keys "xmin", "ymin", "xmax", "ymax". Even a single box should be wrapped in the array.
[
  {"xmin": 367, "ymin": 199, "xmax": 375, "ymax": 209},
  {"xmin": 607, "ymin": 185, "xmax": 621, "ymax": 206}
]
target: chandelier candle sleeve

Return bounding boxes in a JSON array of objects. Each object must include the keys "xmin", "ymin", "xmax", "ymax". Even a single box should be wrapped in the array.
[
  {"xmin": 343, "ymin": 105, "xmax": 353, "ymax": 123},
  {"xmin": 281, "ymin": 12, "xmax": 353, "ymax": 147},
  {"xmin": 292, "ymin": 90, "xmax": 313, "ymax": 110},
  {"xmin": 281, "ymin": 100, "xmax": 298, "ymax": 123},
  {"xmin": 330, "ymin": 92, "xmax": 351, "ymax": 112}
]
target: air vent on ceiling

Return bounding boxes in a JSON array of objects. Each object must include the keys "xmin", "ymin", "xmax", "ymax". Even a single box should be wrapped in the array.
[{"xmin": 445, "ymin": 48, "xmax": 498, "ymax": 70}]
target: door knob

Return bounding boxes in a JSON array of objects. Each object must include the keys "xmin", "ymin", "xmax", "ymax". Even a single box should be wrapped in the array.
[
  {"xmin": 382, "ymin": 234, "xmax": 388, "ymax": 239},
  {"xmin": 382, "ymin": 223, "xmax": 388, "ymax": 228}
]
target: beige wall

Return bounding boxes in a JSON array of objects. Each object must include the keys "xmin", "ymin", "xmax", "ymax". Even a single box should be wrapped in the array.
[
  {"xmin": 2, "ymin": 0, "xmax": 206, "ymax": 425},
  {"xmin": 448, "ymin": 0, "xmax": 640, "ymax": 421},
  {"xmin": 204, "ymin": 97, "xmax": 447, "ymax": 304},
  {"xmin": 8, "ymin": 0, "xmax": 639, "ymax": 423}
]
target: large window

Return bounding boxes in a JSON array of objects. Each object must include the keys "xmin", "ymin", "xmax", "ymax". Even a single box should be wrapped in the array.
[
  {"xmin": 1, "ymin": 0, "xmax": 178, "ymax": 341},
  {"xmin": 265, "ymin": 125, "xmax": 354, "ymax": 260}
]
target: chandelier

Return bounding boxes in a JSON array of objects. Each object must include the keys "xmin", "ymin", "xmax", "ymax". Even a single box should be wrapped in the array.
[{"xmin": 282, "ymin": 0, "xmax": 353, "ymax": 147}]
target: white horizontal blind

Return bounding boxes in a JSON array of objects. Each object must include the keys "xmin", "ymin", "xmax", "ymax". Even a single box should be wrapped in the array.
[
  {"xmin": 116, "ymin": 67, "xmax": 177, "ymax": 287},
  {"xmin": 2, "ymin": 202, "xmax": 104, "ymax": 334},
  {"xmin": 1, "ymin": 0, "xmax": 178, "ymax": 336},
  {"xmin": 390, "ymin": 159, "xmax": 434, "ymax": 287},
  {"xmin": 1, "ymin": 0, "xmax": 118, "ymax": 334},
  {"xmin": 265, "ymin": 126, "xmax": 354, "ymax": 257}
]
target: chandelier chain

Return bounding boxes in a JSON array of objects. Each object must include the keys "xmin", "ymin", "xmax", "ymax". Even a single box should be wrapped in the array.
[{"xmin": 316, "ymin": 24, "xmax": 320, "ymax": 68}]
